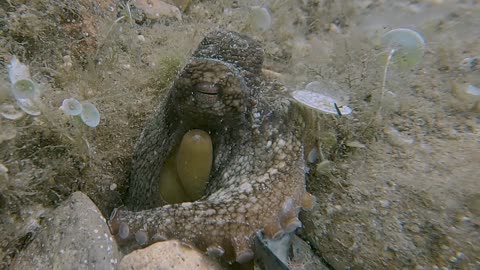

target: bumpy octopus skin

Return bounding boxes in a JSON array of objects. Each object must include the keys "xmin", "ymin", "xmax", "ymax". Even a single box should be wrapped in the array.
[{"xmin": 109, "ymin": 30, "xmax": 315, "ymax": 263}]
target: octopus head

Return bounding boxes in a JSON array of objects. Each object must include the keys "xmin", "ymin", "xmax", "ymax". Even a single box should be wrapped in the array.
[{"xmin": 172, "ymin": 30, "xmax": 264, "ymax": 127}]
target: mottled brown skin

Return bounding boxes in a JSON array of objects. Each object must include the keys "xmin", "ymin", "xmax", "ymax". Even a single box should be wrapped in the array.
[{"xmin": 109, "ymin": 30, "xmax": 312, "ymax": 263}]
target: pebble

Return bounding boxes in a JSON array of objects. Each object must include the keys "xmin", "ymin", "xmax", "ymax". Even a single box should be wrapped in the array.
[
  {"xmin": 134, "ymin": 0, "xmax": 182, "ymax": 21},
  {"xmin": 109, "ymin": 183, "xmax": 117, "ymax": 191}
]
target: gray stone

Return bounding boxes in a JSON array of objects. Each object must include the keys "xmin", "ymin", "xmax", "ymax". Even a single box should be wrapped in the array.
[{"xmin": 12, "ymin": 192, "xmax": 121, "ymax": 270}]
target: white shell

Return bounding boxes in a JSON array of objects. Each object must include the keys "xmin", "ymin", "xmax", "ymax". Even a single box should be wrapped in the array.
[{"xmin": 292, "ymin": 90, "xmax": 352, "ymax": 115}]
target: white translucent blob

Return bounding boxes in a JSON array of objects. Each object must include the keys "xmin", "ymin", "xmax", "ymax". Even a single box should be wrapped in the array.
[
  {"xmin": 0, "ymin": 104, "xmax": 25, "ymax": 120},
  {"xmin": 8, "ymin": 57, "xmax": 38, "ymax": 99},
  {"xmin": 7, "ymin": 57, "xmax": 41, "ymax": 115},
  {"xmin": 250, "ymin": 6, "xmax": 272, "ymax": 31},
  {"xmin": 12, "ymin": 79, "xmax": 37, "ymax": 99},
  {"xmin": 305, "ymin": 81, "xmax": 323, "ymax": 92},
  {"xmin": 7, "ymin": 57, "xmax": 31, "ymax": 85},
  {"xmin": 16, "ymin": 98, "xmax": 41, "ymax": 116},
  {"xmin": 465, "ymin": 84, "xmax": 480, "ymax": 96},
  {"xmin": 292, "ymin": 90, "xmax": 352, "ymax": 115},
  {"xmin": 381, "ymin": 28, "xmax": 426, "ymax": 68},
  {"xmin": 80, "ymin": 102, "xmax": 100, "ymax": 127},
  {"xmin": 0, "ymin": 123, "xmax": 17, "ymax": 143},
  {"xmin": 61, "ymin": 98, "xmax": 83, "ymax": 116}
]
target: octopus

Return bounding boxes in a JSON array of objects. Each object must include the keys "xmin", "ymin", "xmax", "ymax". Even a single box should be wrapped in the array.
[{"xmin": 109, "ymin": 29, "xmax": 316, "ymax": 264}]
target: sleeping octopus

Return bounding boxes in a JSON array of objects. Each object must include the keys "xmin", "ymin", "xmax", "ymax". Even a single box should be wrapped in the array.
[{"xmin": 108, "ymin": 29, "xmax": 316, "ymax": 264}]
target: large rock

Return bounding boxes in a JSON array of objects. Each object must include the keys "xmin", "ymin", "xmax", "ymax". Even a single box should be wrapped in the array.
[
  {"xmin": 119, "ymin": 240, "xmax": 222, "ymax": 270},
  {"xmin": 12, "ymin": 192, "xmax": 121, "ymax": 270}
]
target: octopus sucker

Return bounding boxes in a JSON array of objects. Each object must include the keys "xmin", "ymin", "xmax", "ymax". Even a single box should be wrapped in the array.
[
  {"xmin": 230, "ymin": 236, "xmax": 255, "ymax": 264},
  {"xmin": 300, "ymin": 192, "xmax": 317, "ymax": 210},
  {"xmin": 118, "ymin": 222, "xmax": 129, "ymax": 240},
  {"xmin": 281, "ymin": 217, "xmax": 303, "ymax": 233},
  {"xmin": 134, "ymin": 230, "xmax": 149, "ymax": 246},
  {"xmin": 206, "ymin": 245, "xmax": 225, "ymax": 257},
  {"xmin": 111, "ymin": 30, "xmax": 315, "ymax": 264},
  {"xmin": 263, "ymin": 221, "xmax": 285, "ymax": 240}
]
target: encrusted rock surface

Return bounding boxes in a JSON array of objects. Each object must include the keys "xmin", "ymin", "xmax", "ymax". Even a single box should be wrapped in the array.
[{"xmin": 11, "ymin": 192, "xmax": 121, "ymax": 270}]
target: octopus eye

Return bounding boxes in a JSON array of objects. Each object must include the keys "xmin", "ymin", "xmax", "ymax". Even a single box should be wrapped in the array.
[
  {"xmin": 195, "ymin": 82, "xmax": 219, "ymax": 94},
  {"xmin": 194, "ymin": 83, "xmax": 219, "ymax": 103}
]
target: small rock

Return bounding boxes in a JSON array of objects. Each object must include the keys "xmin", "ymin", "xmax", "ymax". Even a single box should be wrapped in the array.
[
  {"xmin": 379, "ymin": 200, "xmax": 390, "ymax": 208},
  {"xmin": 134, "ymin": 0, "xmax": 182, "ymax": 21},
  {"xmin": 119, "ymin": 240, "xmax": 221, "ymax": 270},
  {"xmin": 164, "ymin": 0, "xmax": 191, "ymax": 12},
  {"xmin": 290, "ymin": 235, "xmax": 330, "ymax": 270},
  {"xmin": 11, "ymin": 192, "xmax": 121, "ymax": 270},
  {"xmin": 137, "ymin": 34, "xmax": 146, "ymax": 42},
  {"xmin": 110, "ymin": 183, "xmax": 117, "ymax": 191}
]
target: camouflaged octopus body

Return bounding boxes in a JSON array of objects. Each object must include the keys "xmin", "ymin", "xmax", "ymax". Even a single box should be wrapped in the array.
[{"xmin": 109, "ymin": 30, "xmax": 315, "ymax": 263}]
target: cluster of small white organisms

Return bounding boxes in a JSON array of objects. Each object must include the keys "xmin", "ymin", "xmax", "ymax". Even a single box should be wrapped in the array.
[
  {"xmin": 61, "ymin": 98, "xmax": 100, "ymax": 128},
  {"xmin": 6, "ymin": 57, "xmax": 100, "ymax": 128}
]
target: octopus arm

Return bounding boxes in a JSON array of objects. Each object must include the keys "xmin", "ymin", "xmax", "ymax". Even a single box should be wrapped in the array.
[
  {"xmin": 127, "ymin": 94, "xmax": 185, "ymax": 210},
  {"xmin": 110, "ymin": 149, "xmax": 314, "ymax": 264}
]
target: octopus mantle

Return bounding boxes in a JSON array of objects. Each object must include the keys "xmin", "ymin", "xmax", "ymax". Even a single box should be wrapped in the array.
[{"xmin": 109, "ymin": 30, "xmax": 315, "ymax": 264}]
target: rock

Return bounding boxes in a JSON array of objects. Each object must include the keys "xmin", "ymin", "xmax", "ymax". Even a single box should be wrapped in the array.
[
  {"xmin": 254, "ymin": 232, "xmax": 329, "ymax": 270},
  {"xmin": 11, "ymin": 192, "xmax": 121, "ymax": 270},
  {"xmin": 164, "ymin": 0, "xmax": 191, "ymax": 12},
  {"xmin": 289, "ymin": 235, "xmax": 329, "ymax": 270},
  {"xmin": 118, "ymin": 240, "xmax": 222, "ymax": 270},
  {"xmin": 133, "ymin": 0, "xmax": 182, "ymax": 21}
]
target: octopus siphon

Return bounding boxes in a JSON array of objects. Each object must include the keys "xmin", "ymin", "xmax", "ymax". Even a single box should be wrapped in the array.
[{"xmin": 108, "ymin": 29, "xmax": 316, "ymax": 264}]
